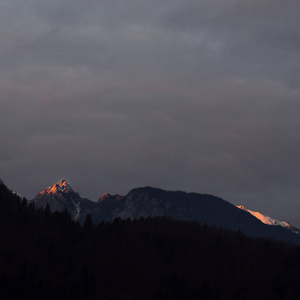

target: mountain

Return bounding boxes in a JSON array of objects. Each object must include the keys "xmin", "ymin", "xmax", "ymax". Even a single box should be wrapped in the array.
[
  {"xmin": 32, "ymin": 179, "xmax": 97, "ymax": 223},
  {"xmin": 237, "ymin": 205, "xmax": 300, "ymax": 235},
  {"xmin": 100, "ymin": 187, "xmax": 300, "ymax": 243},
  {"xmin": 32, "ymin": 180, "xmax": 300, "ymax": 244}
]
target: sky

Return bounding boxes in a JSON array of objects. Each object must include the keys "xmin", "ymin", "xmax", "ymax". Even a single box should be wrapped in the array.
[{"xmin": 1, "ymin": 0, "xmax": 300, "ymax": 226}]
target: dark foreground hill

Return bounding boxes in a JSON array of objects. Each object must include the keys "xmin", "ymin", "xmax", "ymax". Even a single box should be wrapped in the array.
[{"xmin": 1, "ymin": 180, "xmax": 300, "ymax": 299}]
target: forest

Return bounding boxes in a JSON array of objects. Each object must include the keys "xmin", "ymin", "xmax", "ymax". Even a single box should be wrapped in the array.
[{"xmin": 1, "ymin": 181, "xmax": 300, "ymax": 299}]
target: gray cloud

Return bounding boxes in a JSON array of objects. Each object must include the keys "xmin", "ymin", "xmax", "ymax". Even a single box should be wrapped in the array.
[{"xmin": 1, "ymin": 0, "xmax": 300, "ymax": 226}]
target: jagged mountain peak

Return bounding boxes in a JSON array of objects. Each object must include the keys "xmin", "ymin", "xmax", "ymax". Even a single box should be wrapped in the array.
[
  {"xmin": 33, "ymin": 179, "xmax": 91, "ymax": 223},
  {"xmin": 98, "ymin": 192, "xmax": 123, "ymax": 203},
  {"xmin": 39, "ymin": 178, "xmax": 74, "ymax": 195},
  {"xmin": 99, "ymin": 193, "xmax": 112, "ymax": 202}
]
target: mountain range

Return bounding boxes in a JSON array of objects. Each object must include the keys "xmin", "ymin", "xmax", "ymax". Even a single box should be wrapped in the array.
[
  {"xmin": 3, "ymin": 178, "xmax": 300, "ymax": 299},
  {"xmin": 31, "ymin": 179, "xmax": 300, "ymax": 244}
]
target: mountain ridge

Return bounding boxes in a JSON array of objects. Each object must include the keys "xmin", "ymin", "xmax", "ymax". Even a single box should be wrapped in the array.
[
  {"xmin": 237, "ymin": 205, "xmax": 300, "ymax": 235},
  {"xmin": 29, "ymin": 179, "xmax": 300, "ymax": 244}
]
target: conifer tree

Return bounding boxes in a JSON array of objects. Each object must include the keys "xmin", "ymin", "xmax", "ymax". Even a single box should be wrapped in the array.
[{"xmin": 83, "ymin": 213, "xmax": 93, "ymax": 231}]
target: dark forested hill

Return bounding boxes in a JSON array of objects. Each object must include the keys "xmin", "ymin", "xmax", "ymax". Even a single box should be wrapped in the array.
[{"xmin": 1, "ymin": 180, "xmax": 300, "ymax": 299}]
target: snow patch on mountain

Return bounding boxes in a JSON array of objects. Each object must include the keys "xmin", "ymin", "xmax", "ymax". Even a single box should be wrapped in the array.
[
  {"xmin": 236, "ymin": 205, "xmax": 300, "ymax": 234},
  {"xmin": 73, "ymin": 201, "xmax": 81, "ymax": 221},
  {"xmin": 12, "ymin": 191, "xmax": 25, "ymax": 200}
]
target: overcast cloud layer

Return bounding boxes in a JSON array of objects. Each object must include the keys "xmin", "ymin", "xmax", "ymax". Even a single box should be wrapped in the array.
[{"xmin": 1, "ymin": 0, "xmax": 300, "ymax": 226}]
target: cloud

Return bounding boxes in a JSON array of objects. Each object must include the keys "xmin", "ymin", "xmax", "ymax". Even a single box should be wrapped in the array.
[{"xmin": 1, "ymin": 0, "xmax": 300, "ymax": 226}]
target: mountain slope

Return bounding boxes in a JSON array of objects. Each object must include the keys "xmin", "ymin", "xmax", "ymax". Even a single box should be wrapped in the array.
[
  {"xmin": 100, "ymin": 187, "xmax": 300, "ymax": 244},
  {"xmin": 237, "ymin": 205, "xmax": 300, "ymax": 235},
  {"xmin": 32, "ymin": 179, "xmax": 96, "ymax": 223},
  {"xmin": 32, "ymin": 180, "xmax": 300, "ymax": 244}
]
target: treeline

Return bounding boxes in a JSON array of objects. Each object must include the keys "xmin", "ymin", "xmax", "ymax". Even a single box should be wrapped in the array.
[{"xmin": 1, "ymin": 182, "xmax": 300, "ymax": 299}]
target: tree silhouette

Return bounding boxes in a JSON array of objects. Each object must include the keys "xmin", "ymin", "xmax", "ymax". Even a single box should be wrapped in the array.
[
  {"xmin": 44, "ymin": 204, "xmax": 50, "ymax": 217},
  {"xmin": 83, "ymin": 213, "xmax": 93, "ymax": 231}
]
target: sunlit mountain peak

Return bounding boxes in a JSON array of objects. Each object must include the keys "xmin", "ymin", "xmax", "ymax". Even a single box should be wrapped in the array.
[
  {"xmin": 40, "ymin": 179, "xmax": 73, "ymax": 195},
  {"xmin": 99, "ymin": 193, "xmax": 111, "ymax": 202}
]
